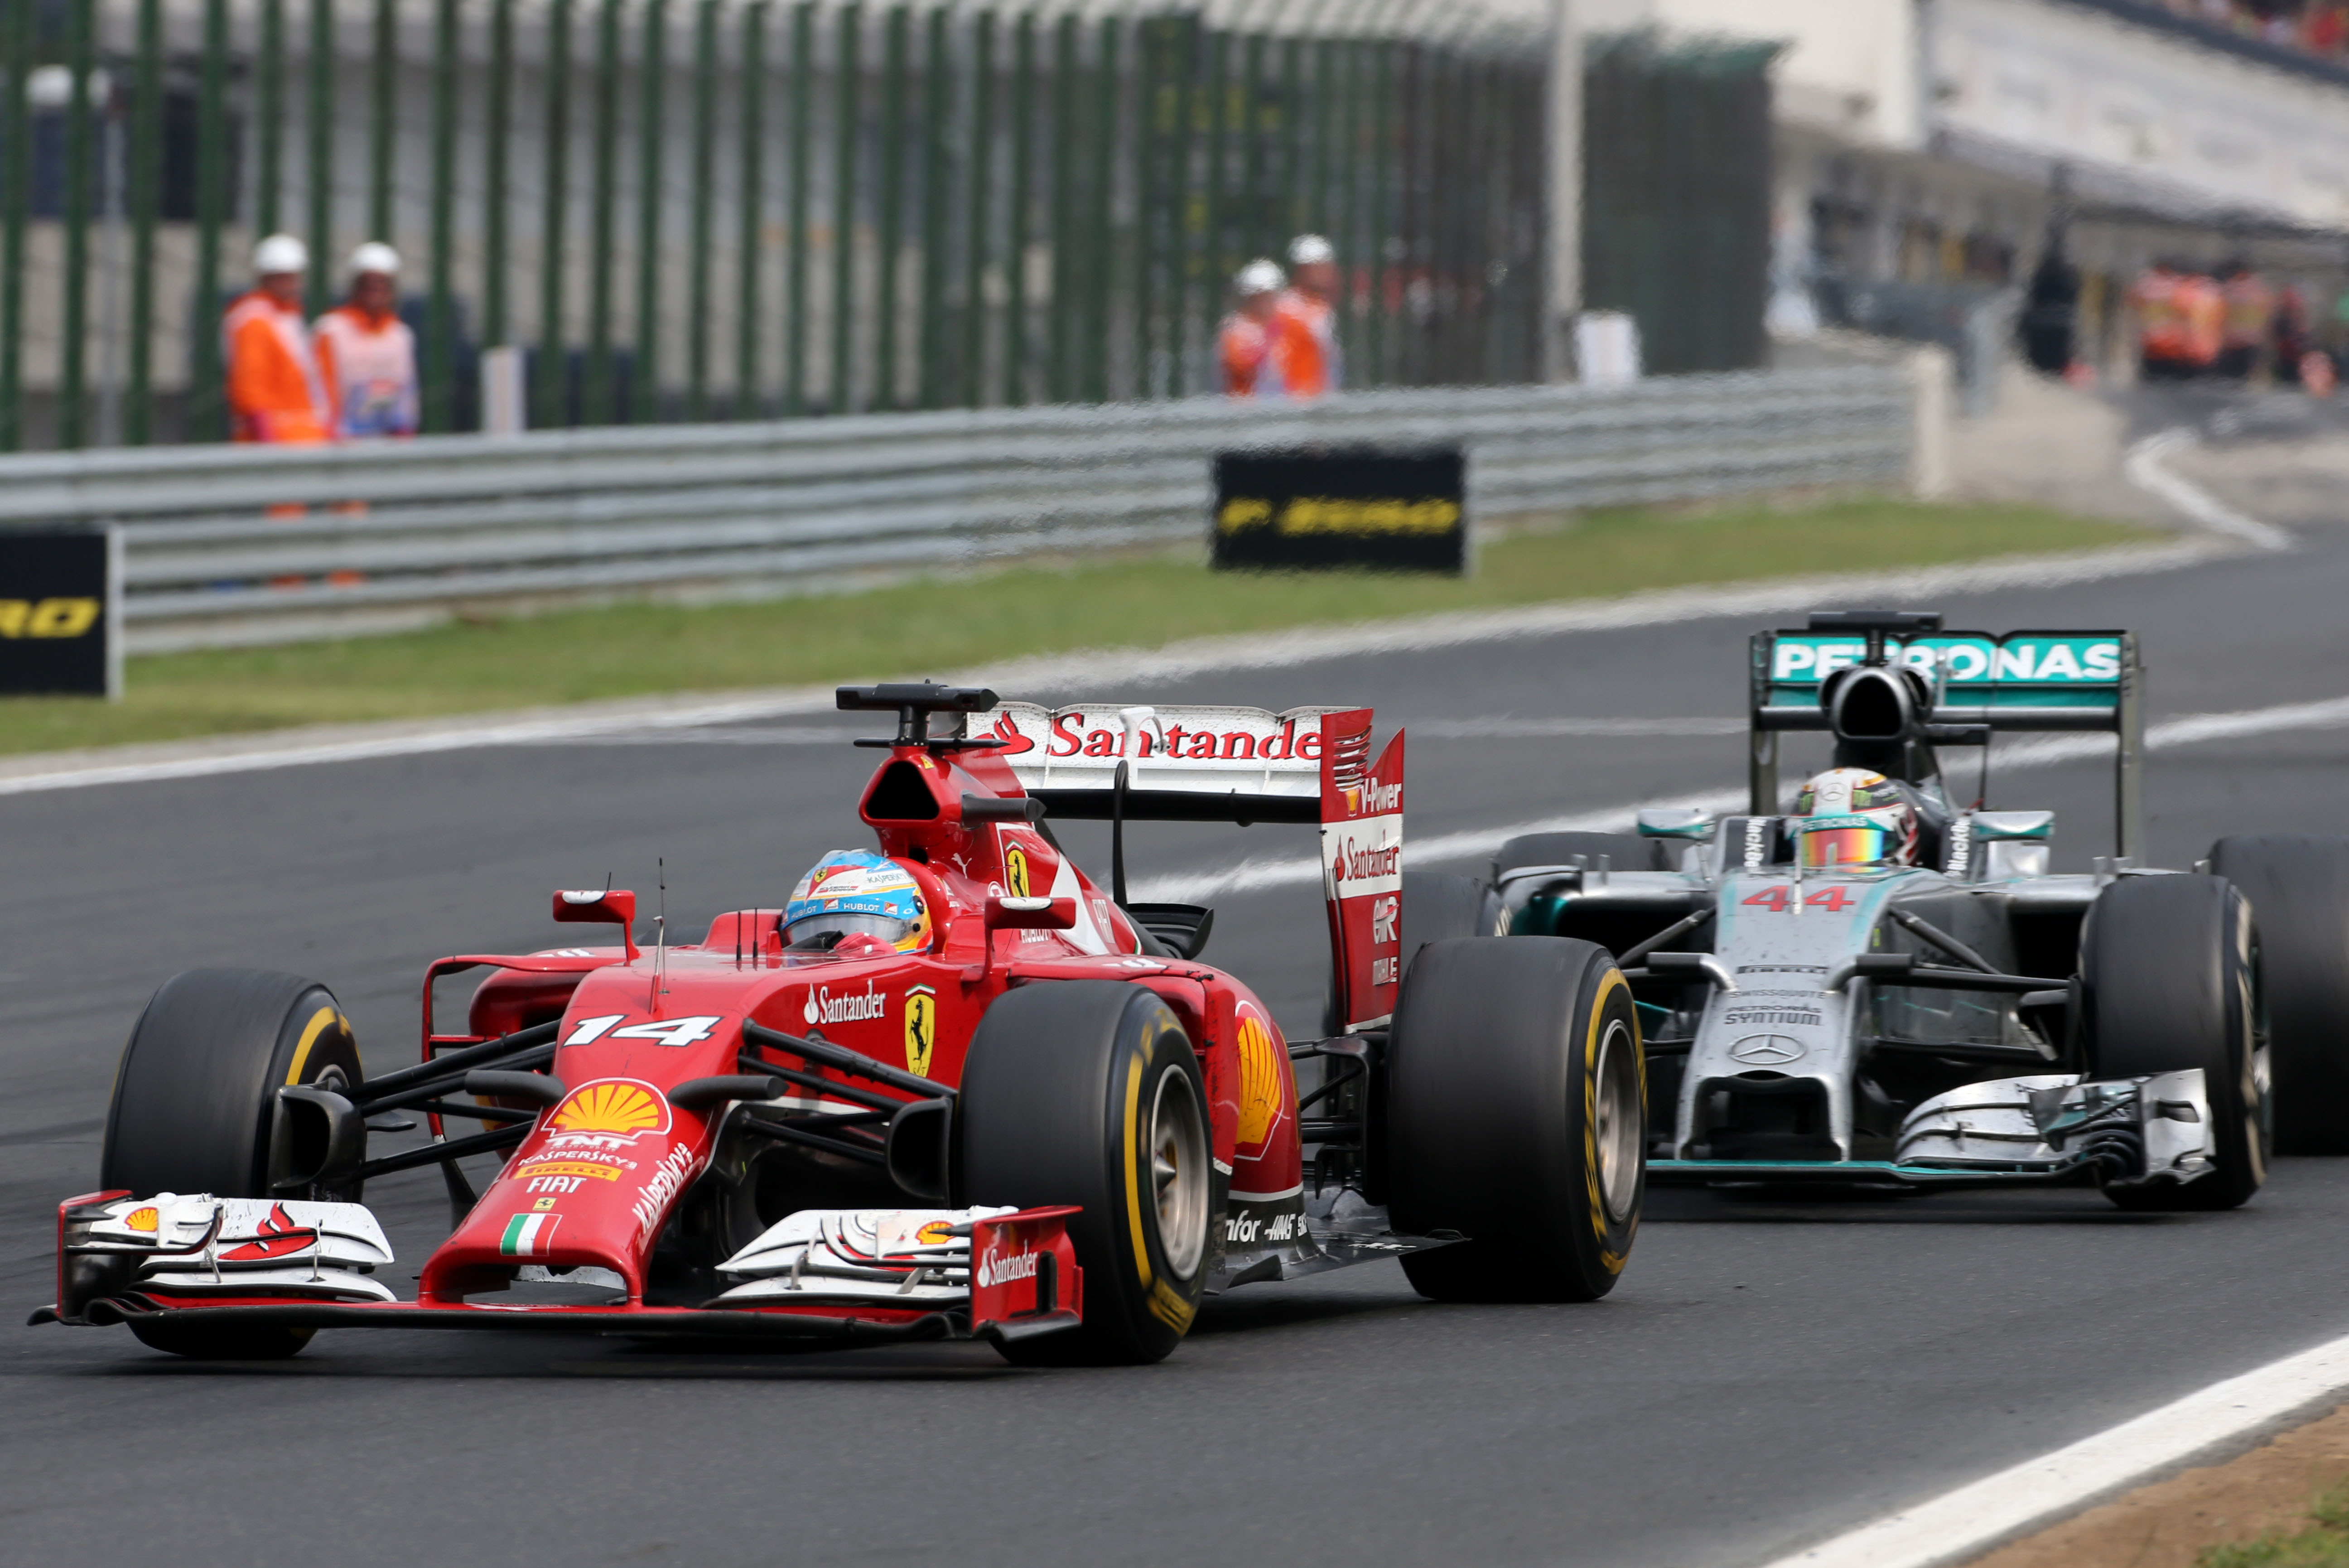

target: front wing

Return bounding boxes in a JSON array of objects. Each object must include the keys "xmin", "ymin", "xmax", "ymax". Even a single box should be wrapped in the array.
[{"xmin": 32, "ymin": 1192, "xmax": 1083, "ymax": 1349}]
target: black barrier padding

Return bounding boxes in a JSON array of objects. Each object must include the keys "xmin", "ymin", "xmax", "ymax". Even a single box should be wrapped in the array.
[
  {"xmin": 1211, "ymin": 448, "xmax": 1466, "ymax": 573},
  {"xmin": 0, "ymin": 531, "xmax": 110, "ymax": 696}
]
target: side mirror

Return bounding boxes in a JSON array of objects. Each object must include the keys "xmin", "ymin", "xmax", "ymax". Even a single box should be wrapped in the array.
[
  {"xmin": 553, "ymin": 888, "xmax": 639, "ymax": 960},
  {"xmin": 984, "ymin": 896, "xmax": 1077, "ymax": 931}
]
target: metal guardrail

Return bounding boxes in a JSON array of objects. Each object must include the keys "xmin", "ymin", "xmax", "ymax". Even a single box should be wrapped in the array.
[{"xmin": 0, "ymin": 365, "xmax": 1919, "ymax": 651}]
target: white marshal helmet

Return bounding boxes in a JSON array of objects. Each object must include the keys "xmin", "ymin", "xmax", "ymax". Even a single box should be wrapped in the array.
[
  {"xmin": 1234, "ymin": 259, "xmax": 1285, "ymax": 298},
  {"xmin": 348, "ymin": 241, "xmax": 402, "ymax": 278},
  {"xmin": 1287, "ymin": 232, "xmax": 1335, "ymax": 267},
  {"xmin": 252, "ymin": 233, "xmax": 309, "ymax": 276},
  {"xmin": 1791, "ymin": 767, "xmax": 1918, "ymax": 869}
]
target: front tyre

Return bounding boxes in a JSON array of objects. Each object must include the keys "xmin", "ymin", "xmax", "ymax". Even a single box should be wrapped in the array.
[
  {"xmin": 2209, "ymin": 835, "xmax": 2349, "ymax": 1154},
  {"xmin": 960, "ymin": 981, "xmax": 1211, "ymax": 1365},
  {"xmin": 1387, "ymin": 938, "xmax": 1644, "ymax": 1301},
  {"xmin": 2083, "ymin": 875, "xmax": 2266, "ymax": 1211},
  {"xmin": 101, "ymin": 969, "xmax": 364, "ymax": 1361}
]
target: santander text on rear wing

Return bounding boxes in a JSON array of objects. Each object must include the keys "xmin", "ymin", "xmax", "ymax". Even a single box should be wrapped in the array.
[
  {"xmin": 979, "ymin": 702, "xmax": 1404, "ymax": 1033},
  {"xmin": 1749, "ymin": 614, "xmax": 2145, "ymax": 859}
]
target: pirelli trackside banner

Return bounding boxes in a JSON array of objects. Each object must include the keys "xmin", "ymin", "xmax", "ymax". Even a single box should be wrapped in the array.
[
  {"xmin": 1211, "ymin": 448, "xmax": 1466, "ymax": 573},
  {"xmin": 0, "ymin": 530, "xmax": 118, "ymax": 698}
]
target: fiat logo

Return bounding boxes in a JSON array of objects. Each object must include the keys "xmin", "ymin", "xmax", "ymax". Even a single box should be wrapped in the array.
[{"xmin": 1730, "ymin": 1034, "xmax": 1806, "ymax": 1066}]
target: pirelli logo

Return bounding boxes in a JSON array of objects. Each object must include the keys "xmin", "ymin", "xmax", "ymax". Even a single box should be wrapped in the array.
[{"xmin": 0, "ymin": 531, "xmax": 117, "ymax": 697}]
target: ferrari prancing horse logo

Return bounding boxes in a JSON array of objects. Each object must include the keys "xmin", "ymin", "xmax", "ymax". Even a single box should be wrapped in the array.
[
  {"xmin": 1003, "ymin": 844, "xmax": 1032, "ymax": 898},
  {"xmin": 904, "ymin": 986, "xmax": 938, "ymax": 1077}
]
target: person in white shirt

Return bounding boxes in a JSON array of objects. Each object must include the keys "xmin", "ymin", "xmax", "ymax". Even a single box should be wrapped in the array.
[{"xmin": 312, "ymin": 242, "xmax": 420, "ymax": 439}]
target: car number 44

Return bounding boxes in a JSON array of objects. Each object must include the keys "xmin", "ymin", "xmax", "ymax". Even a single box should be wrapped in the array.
[{"xmin": 1741, "ymin": 885, "xmax": 1855, "ymax": 913}]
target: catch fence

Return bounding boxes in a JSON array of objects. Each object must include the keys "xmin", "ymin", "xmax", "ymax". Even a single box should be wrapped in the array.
[{"xmin": 0, "ymin": 0, "xmax": 1555, "ymax": 449}]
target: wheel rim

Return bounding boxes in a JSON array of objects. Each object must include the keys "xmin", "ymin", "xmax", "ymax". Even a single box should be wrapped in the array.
[
  {"xmin": 1148, "ymin": 1064, "xmax": 1209, "ymax": 1281},
  {"xmin": 1592, "ymin": 1017, "xmax": 1642, "ymax": 1225}
]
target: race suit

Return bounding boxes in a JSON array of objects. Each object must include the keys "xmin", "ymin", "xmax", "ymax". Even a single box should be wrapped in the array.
[{"xmin": 1271, "ymin": 288, "xmax": 1341, "ymax": 398}]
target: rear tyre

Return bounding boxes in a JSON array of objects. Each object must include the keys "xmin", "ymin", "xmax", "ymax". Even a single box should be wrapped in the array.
[
  {"xmin": 960, "ymin": 981, "xmax": 1211, "ymax": 1365},
  {"xmin": 2209, "ymin": 835, "xmax": 2349, "ymax": 1154},
  {"xmin": 2083, "ymin": 876, "xmax": 2266, "ymax": 1211},
  {"xmin": 101, "ymin": 969, "xmax": 364, "ymax": 1361},
  {"xmin": 1387, "ymin": 937, "xmax": 1644, "ymax": 1301}
]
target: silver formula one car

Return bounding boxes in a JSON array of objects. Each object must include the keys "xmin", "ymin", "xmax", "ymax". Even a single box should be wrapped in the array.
[{"xmin": 1497, "ymin": 610, "xmax": 2349, "ymax": 1209}]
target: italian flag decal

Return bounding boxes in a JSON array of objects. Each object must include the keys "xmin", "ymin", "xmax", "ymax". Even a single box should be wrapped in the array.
[{"xmin": 500, "ymin": 1213, "xmax": 561, "ymax": 1257}]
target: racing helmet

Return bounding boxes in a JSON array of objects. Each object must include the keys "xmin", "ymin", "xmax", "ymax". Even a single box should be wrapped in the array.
[
  {"xmin": 1790, "ymin": 767, "xmax": 1918, "ymax": 869},
  {"xmin": 783, "ymin": 849, "xmax": 932, "ymax": 953}
]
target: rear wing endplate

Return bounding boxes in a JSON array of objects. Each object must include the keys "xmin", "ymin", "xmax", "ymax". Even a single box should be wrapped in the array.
[
  {"xmin": 1749, "ymin": 625, "xmax": 2144, "ymax": 860},
  {"xmin": 980, "ymin": 702, "xmax": 1405, "ymax": 1032}
]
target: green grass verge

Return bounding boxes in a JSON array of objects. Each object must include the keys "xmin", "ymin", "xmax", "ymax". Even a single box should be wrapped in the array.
[
  {"xmin": 2200, "ymin": 1481, "xmax": 2349, "ymax": 1567},
  {"xmin": 0, "ymin": 495, "xmax": 2155, "ymax": 757}
]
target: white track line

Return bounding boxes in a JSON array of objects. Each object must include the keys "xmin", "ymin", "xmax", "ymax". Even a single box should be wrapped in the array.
[
  {"xmin": 1130, "ymin": 690, "xmax": 2349, "ymax": 902},
  {"xmin": 1758, "ymin": 1330, "xmax": 2349, "ymax": 1568},
  {"xmin": 2123, "ymin": 428, "xmax": 2294, "ymax": 551},
  {"xmin": 0, "ymin": 541, "xmax": 2219, "ymax": 798}
]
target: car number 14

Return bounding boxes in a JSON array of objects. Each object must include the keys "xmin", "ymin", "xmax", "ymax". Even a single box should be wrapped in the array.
[{"xmin": 1741, "ymin": 885, "xmax": 1855, "ymax": 913}]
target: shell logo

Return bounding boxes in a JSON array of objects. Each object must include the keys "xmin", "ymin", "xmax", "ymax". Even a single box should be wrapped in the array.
[
  {"xmin": 550, "ymin": 1079, "xmax": 670, "ymax": 1139},
  {"xmin": 1235, "ymin": 1013, "xmax": 1282, "ymax": 1149}
]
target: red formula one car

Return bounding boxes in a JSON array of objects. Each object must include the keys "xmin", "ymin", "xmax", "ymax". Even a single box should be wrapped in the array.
[{"xmin": 37, "ymin": 685, "xmax": 1645, "ymax": 1364}]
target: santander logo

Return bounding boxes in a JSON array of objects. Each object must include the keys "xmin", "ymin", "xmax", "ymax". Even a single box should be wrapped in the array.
[
  {"xmin": 804, "ymin": 981, "xmax": 886, "ymax": 1027},
  {"xmin": 976, "ymin": 1243, "xmax": 1040, "ymax": 1289}
]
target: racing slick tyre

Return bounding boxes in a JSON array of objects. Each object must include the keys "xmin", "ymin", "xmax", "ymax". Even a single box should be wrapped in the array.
[
  {"xmin": 961, "ymin": 981, "xmax": 1211, "ymax": 1365},
  {"xmin": 2082, "ymin": 876, "xmax": 2267, "ymax": 1211},
  {"xmin": 1386, "ymin": 937, "xmax": 1643, "ymax": 1301},
  {"xmin": 100, "ymin": 968, "xmax": 364, "ymax": 1360},
  {"xmin": 1494, "ymin": 832, "xmax": 1666, "ymax": 882},
  {"xmin": 1324, "ymin": 870, "xmax": 1505, "ymax": 1036},
  {"xmin": 2209, "ymin": 835, "xmax": 2349, "ymax": 1155}
]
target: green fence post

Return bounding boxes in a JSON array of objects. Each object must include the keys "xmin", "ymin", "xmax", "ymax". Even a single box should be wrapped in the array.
[
  {"xmin": 829, "ymin": 1, "xmax": 859, "ymax": 414},
  {"xmin": 734, "ymin": 0, "xmax": 765, "ymax": 417},
  {"xmin": 916, "ymin": 4, "xmax": 947, "ymax": 408},
  {"xmin": 1003, "ymin": 7, "xmax": 1032, "ymax": 407},
  {"xmin": 1369, "ymin": 39, "xmax": 1393, "ymax": 388},
  {"xmin": 1281, "ymin": 32, "xmax": 1303, "ymax": 246},
  {"xmin": 687, "ymin": 0, "xmax": 716, "ymax": 420},
  {"xmin": 307, "ymin": 0, "xmax": 332, "ymax": 311},
  {"xmin": 257, "ymin": 0, "xmax": 283, "ymax": 235},
  {"xmin": 1047, "ymin": 12, "xmax": 1074, "ymax": 403},
  {"xmin": 192, "ymin": 0, "xmax": 228, "ymax": 439},
  {"xmin": 1201, "ymin": 25, "xmax": 1226, "ymax": 352},
  {"xmin": 369, "ymin": 0, "xmax": 394, "ymax": 243},
  {"xmin": 60, "ymin": 0, "xmax": 91, "ymax": 448},
  {"xmin": 785, "ymin": 0, "xmax": 810, "ymax": 414},
  {"xmin": 961, "ymin": 7, "xmax": 991, "ymax": 409},
  {"xmin": 537, "ymin": 0, "xmax": 572, "ymax": 426},
  {"xmin": 1172, "ymin": 15, "xmax": 1202, "ymax": 394},
  {"xmin": 1239, "ymin": 33, "xmax": 1263, "ymax": 261},
  {"xmin": 1336, "ymin": 34, "xmax": 1360, "ymax": 361},
  {"xmin": 125, "ymin": 0, "xmax": 159, "ymax": 444},
  {"xmin": 1132, "ymin": 16, "xmax": 1158, "ymax": 397},
  {"xmin": 1310, "ymin": 33, "xmax": 1331, "ymax": 237},
  {"xmin": 586, "ymin": 0, "xmax": 619, "ymax": 423},
  {"xmin": 633, "ymin": 0, "xmax": 666, "ymax": 424},
  {"xmin": 873, "ymin": 4, "xmax": 903, "ymax": 410},
  {"xmin": 483, "ymin": 0, "xmax": 511, "ymax": 350},
  {"xmin": 0, "ymin": 0, "xmax": 27, "ymax": 449},
  {"xmin": 1087, "ymin": 14, "xmax": 1115, "ymax": 402},
  {"xmin": 424, "ymin": 0, "xmax": 458, "ymax": 430}
]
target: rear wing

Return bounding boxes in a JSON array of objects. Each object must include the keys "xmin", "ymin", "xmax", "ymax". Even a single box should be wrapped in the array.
[
  {"xmin": 980, "ymin": 702, "xmax": 1405, "ymax": 1032},
  {"xmin": 1750, "ymin": 617, "xmax": 2144, "ymax": 859}
]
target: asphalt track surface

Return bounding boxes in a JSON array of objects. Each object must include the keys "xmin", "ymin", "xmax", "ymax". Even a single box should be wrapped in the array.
[{"xmin": 10, "ymin": 416, "xmax": 2349, "ymax": 1567}]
